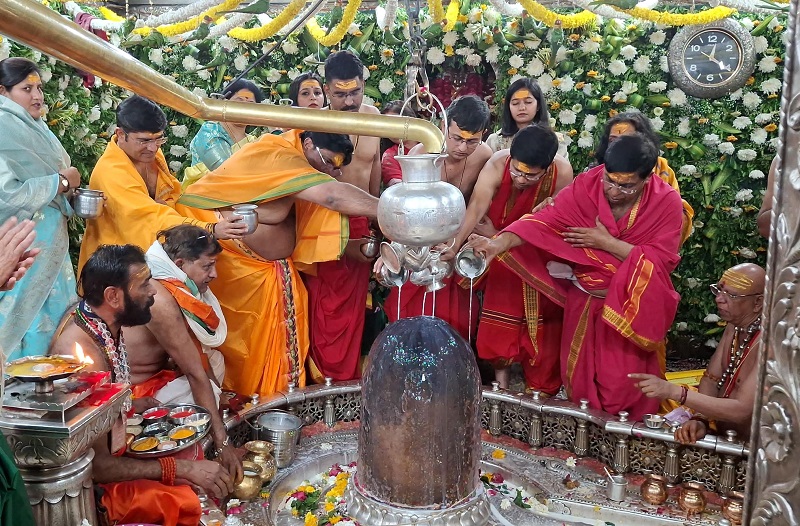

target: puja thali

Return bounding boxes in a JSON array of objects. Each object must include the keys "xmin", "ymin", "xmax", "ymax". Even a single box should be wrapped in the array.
[
  {"xmin": 4, "ymin": 355, "xmax": 87, "ymax": 394},
  {"xmin": 126, "ymin": 403, "xmax": 212, "ymax": 458}
]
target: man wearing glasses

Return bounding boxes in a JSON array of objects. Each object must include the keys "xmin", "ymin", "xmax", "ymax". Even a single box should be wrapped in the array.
[
  {"xmin": 442, "ymin": 124, "xmax": 573, "ymax": 392},
  {"xmin": 465, "ymin": 134, "xmax": 683, "ymax": 420},
  {"xmin": 631, "ymin": 263, "xmax": 764, "ymax": 444},
  {"xmin": 78, "ymin": 95, "xmax": 247, "ymax": 272},
  {"xmin": 300, "ymin": 50, "xmax": 382, "ymax": 383},
  {"xmin": 384, "ymin": 95, "xmax": 494, "ymax": 341}
]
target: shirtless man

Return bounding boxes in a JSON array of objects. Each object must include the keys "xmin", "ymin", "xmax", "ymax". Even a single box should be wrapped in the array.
[
  {"xmin": 442, "ymin": 123, "xmax": 573, "ymax": 390},
  {"xmin": 383, "ymin": 95, "xmax": 493, "ymax": 340},
  {"xmin": 299, "ymin": 50, "xmax": 382, "ymax": 382},
  {"xmin": 631, "ymin": 263, "xmax": 765, "ymax": 443},
  {"xmin": 51, "ymin": 245, "xmax": 234, "ymax": 525}
]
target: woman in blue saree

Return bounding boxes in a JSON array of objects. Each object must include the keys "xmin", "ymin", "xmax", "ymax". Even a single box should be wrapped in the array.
[
  {"xmin": 0, "ymin": 57, "xmax": 80, "ymax": 361},
  {"xmin": 183, "ymin": 79, "xmax": 264, "ymax": 190}
]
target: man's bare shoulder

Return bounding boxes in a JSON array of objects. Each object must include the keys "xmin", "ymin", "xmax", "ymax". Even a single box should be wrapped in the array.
[
  {"xmin": 148, "ymin": 280, "xmax": 182, "ymax": 318},
  {"xmin": 359, "ymin": 104, "xmax": 380, "ymax": 115},
  {"xmin": 469, "ymin": 143, "xmax": 493, "ymax": 168},
  {"xmin": 51, "ymin": 322, "xmax": 108, "ymax": 373}
]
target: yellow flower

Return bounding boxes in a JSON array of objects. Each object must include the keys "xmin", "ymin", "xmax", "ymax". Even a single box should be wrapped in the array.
[
  {"xmin": 587, "ymin": 70, "xmax": 599, "ymax": 78},
  {"xmin": 491, "ymin": 449, "xmax": 506, "ymax": 459},
  {"xmin": 662, "ymin": 102, "xmax": 671, "ymax": 107},
  {"xmin": 618, "ymin": 5, "xmax": 733, "ymax": 26},
  {"xmin": 774, "ymin": 57, "xmax": 783, "ymax": 63},
  {"xmin": 507, "ymin": 68, "xmax": 518, "ymax": 75},
  {"xmin": 304, "ymin": 512, "xmax": 318, "ymax": 526},
  {"xmin": 481, "ymin": 3, "xmax": 488, "ymax": 9},
  {"xmin": 514, "ymin": 42, "xmax": 525, "ymax": 49},
  {"xmin": 353, "ymin": 30, "xmax": 363, "ymax": 37},
  {"xmin": 224, "ymin": 75, "xmax": 233, "ymax": 81},
  {"xmin": 515, "ymin": 0, "xmax": 597, "ymax": 28},
  {"xmin": 279, "ymin": 70, "xmax": 288, "ymax": 75},
  {"xmin": 271, "ymin": 90, "xmax": 279, "ymax": 96},
  {"xmin": 510, "ymin": 21, "xmax": 519, "ymax": 28},
  {"xmin": 368, "ymin": 65, "xmax": 379, "ymax": 71},
  {"xmin": 600, "ymin": 95, "xmax": 611, "ymax": 102},
  {"xmin": 551, "ymin": 78, "xmax": 562, "ymax": 87},
  {"xmin": 304, "ymin": 0, "xmax": 363, "ymax": 45},
  {"xmin": 764, "ymin": 123, "xmax": 778, "ymax": 132},
  {"xmin": 395, "ymin": 70, "xmax": 405, "ymax": 75},
  {"xmin": 485, "ymin": 35, "xmax": 494, "ymax": 45},
  {"xmin": 382, "ymin": 49, "xmax": 394, "ymax": 58},
  {"xmin": 458, "ymin": 14, "xmax": 469, "ymax": 23},
  {"xmin": 550, "ymin": 102, "xmax": 561, "ymax": 110},
  {"xmin": 568, "ymin": 129, "xmax": 578, "ymax": 137},
  {"xmin": 726, "ymin": 135, "xmax": 738, "ymax": 142},
  {"xmin": 746, "ymin": 77, "xmax": 755, "ymax": 85},
  {"xmin": 329, "ymin": 517, "xmax": 342, "ymax": 524},
  {"xmin": 569, "ymin": 33, "xmax": 581, "ymax": 41},
  {"xmin": 609, "ymin": 109, "xmax": 619, "ymax": 117},
  {"xmin": 774, "ymin": 25, "xmax": 785, "ymax": 32},
  {"xmin": 664, "ymin": 142, "xmax": 678, "ymax": 149},
  {"xmin": 697, "ymin": 117, "xmax": 709, "ymax": 124},
  {"xmin": 591, "ymin": 35, "xmax": 602, "ymax": 42},
  {"xmin": 768, "ymin": 94, "xmax": 779, "ymax": 99},
  {"xmin": 325, "ymin": 501, "xmax": 335, "ymax": 512},
  {"xmin": 575, "ymin": 82, "xmax": 585, "ymax": 90},
  {"xmin": 135, "ymin": 0, "xmax": 242, "ymax": 37},
  {"xmin": 627, "ymin": 24, "xmax": 638, "ymax": 30}
]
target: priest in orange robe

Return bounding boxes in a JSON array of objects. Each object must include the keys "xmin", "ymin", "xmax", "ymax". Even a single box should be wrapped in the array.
[
  {"xmin": 178, "ymin": 129, "xmax": 379, "ymax": 396},
  {"xmin": 78, "ymin": 96, "xmax": 247, "ymax": 273},
  {"xmin": 465, "ymin": 134, "xmax": 682, "ymax": 419}
]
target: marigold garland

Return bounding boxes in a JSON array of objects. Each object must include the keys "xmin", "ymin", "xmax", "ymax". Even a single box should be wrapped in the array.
[
  {"xmin": 228, "ymin": 0, "xmax": 306, "ymax": 42},
  {"xmin": 613, "ymin": 5, "xmax": 736, "ymax": 25},
  {"xmin": 134, "ymin": 0, "xmax": 242, "ymax": 36},
  {"xmin": 99, "ymin": 6, "xmax": 124, "ymax": 22},
  {"xmin": 306, "ymin": 0, "xmax": 363, "ymax": 46},
  {"xmin": 444, "ymin": 0, "xmax": 460, "ymax": 31},
  {"xmin": 517, "ymin": 0, "xmax": 597, "ymax": 28},
  {"xmin": 429, "ymin": 0, "xmax": 446, "ymax": 23}
]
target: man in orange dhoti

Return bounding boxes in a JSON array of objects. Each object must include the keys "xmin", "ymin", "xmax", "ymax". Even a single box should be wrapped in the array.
[
  {"xmin": 178, "ymin": 130, "xmax": 379, "ymax": 396},
  {"xmin": 51, "ymin": 246, "xmax": 233, "ymax": 526},
  {"xmin": 445, "ymin": 124, "xmax": 573, "ymax": 391},
  {"xmin": 77, "ymin": 95, "xmax": 246, "ymax": 273},
  {"xmin": 384, "ymin": 96, "xmax": 493, "ymax": 340},
  {"xmin": 466, "ymin": 134, "xmax": 683, "ymax": 420}
]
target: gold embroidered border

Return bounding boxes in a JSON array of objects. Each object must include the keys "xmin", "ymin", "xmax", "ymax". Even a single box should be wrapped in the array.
[
  {"xmin": 601, "ymin": 305, "xmax": 663, "ymax": 352},
  {"xmin": 523, "ymin": 283, "xmax": 540, "ymax": 361},
  {"xmin": 566, "ymin": 295, "xmax": 593, "ymax": 394},
  {"xmin": 497, "ymin": 252, "xmax": 566, "ymax": 305}
]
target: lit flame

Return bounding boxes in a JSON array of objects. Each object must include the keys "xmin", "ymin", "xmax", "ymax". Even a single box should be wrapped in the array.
[{"xmin": 75, "ymin": 343, "xmax": 94, "ymax": 365}]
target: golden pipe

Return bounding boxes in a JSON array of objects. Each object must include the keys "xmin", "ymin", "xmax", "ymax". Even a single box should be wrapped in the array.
[{"xmin": 0, "ymin": 0, "xmax": 444, "ymax": 152}]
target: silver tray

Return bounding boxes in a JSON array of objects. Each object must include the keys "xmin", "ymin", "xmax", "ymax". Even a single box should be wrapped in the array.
[{"xmin": 126, "ymin": 403, "xmax": 211, "ymax": 459}]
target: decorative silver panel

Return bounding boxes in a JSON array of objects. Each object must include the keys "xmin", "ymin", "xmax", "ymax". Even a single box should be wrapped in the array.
[{"xmin": 747, "ymin": 0, "xmax": 800, "ymax": 522}]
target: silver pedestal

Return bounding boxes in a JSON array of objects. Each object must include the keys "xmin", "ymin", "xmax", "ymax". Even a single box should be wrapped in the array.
[{"xmin": 19, "ymin": 449, "xmax": 95, "ymax": 525}]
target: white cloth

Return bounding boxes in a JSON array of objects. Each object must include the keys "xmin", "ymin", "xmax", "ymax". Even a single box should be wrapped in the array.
[{"xmin": 156, "ymin": 374, "xmax": 222, "ymax": 406}]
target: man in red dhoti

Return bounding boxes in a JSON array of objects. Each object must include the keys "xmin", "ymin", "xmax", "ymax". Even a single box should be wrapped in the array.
[
  {"xmin": 444, "ymin": 124, "xmax": 573, "ymax": 391},
  {"xmin": 465, "ymin": 134, "xmax": 683, "ymax": 419},
  {"xmin": 51, "ymin": 245, "xmax": 234, "ymax": 526},
  {"xmin": 384, "ymin": 95, "xmax": 493, "ymax": 339}
]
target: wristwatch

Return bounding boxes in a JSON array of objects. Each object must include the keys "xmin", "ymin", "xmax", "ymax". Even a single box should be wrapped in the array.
[{"xmin": 58, "ymin": 173, "xmax": 70, "ymax": 192}]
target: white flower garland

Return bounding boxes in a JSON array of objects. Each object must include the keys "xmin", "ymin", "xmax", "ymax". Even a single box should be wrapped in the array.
[
  {"xmin": 568, "ymin": 0, "xmax": 630, "ymax": 20},
  {"xmin": 384, "ymin": 0, "xmax": 400, "ymax": 30},
  {"xmin": 135, "ymin": 0, "xmax": 223, "ymax": 28},
  {"xmin": 64, "ymin": 1, "xmax": 124, "ymax": 32},
  {"xmin": 209, "ymin": 13, "xmax": 254, "ymax": 37},
  {"xmin": 710, "ymin": 0, "xmax": 783, "ymax": 15},
  {"xmin": 487, "ymin": 0, "xmax": 523, "ymax": 18}
]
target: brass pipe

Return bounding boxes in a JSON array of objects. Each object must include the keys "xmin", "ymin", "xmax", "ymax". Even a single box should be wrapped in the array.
[{"xmin": 0, "ymin": 0, "xmax": 444, "ymax": 152}]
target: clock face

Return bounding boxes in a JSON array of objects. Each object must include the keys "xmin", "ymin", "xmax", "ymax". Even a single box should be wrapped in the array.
[{"xmin": 682, "ymin": 29, "xmax": 743, "ymax": 87}]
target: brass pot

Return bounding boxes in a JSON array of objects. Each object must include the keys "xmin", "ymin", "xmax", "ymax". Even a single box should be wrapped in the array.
[
  {"xmin": 678, "ymin": 482, "xmax": 707, "ymax": 515},
  {"xmin": 640, "ymin": 473, "xmax": 668, "ymax": 505},
  {"xmin": 231, "ymin": 461, "xmax": 264, "ymax": 500},
  {"xmin": 243, "ymin": 440, "xmax": 277, "ymax": 483},
  {"xmin": 722, "ymin": 491, "xmax": 744, "ymax": 525}
]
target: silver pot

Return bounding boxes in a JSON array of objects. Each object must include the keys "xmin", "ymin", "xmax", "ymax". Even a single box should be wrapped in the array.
[
  {"xmin": 360, "ymin": 236, "xmax": 380, "ymax": 258},
  {"xmin": 72, "ymin": 188, "xmax": 105, "ymax": 219},
  {"xmin": 232, "ymin": 204, "xmax": 258, "ymax": 235},
  {"xmin": 379, "ymin": 242, "xmax": 432, "ymax": 273},
  {"xmin": 377, "ymin": 265, "xmax": 410, "ymax": 288},
  {"xmin": 454, "ymin": 248, "xmax": 487, "ymax": 279},
  {"xmin": 377, "ymin": 154, "xmax": 466, "ymax": 246}
]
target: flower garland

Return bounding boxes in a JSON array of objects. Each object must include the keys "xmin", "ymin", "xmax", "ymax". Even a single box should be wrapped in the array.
[
  {"xmin": 516, "ymin": 0, "xmax": 598, "ymax": 28},
  {"xmin": 98, "ymin": 7, "xmax": 124, "ymax": 23},
  {"xmin": 429, "ymin": 0, "xmax": 446, "ymax": 23},
  {"xmin": 444, "ymin": 0, "xmax": 460, "ymax": 31},
  {"xmin": 306, "ymin": 0, "xmax": 364, "ymax": 46},
  {"xmin": 612, "ymin": 5, "xmax": 736, "ymax": 25},
  {"xmin": 569, "ymin": 0, "xmax": 630, "ymax": 20},
  {"xmin": 209, "ymin": 13, "xmax": 253, "ymax": 37},
  {"xmin": 713, "ymin": 0, "xmax": 783, "ymax": 15},
  {"xmin": 64, "ymin": 1, "xmax": 125, "ymax": 32},
  {"xmin": 382, "ymin": 0, "xmax": 399, "ymax": 30},
  {"xmin": 134, "ymin": 0, "xmax": 242, "ymax": 36},
  {"xmin": 135, "ymin": 0, "xmax": 221, "ymax": 29},
  {"xmin": 228, "ymin": 0, "xmax": 306, "ymax": 42},
  {"xmin": 487, "ymin": 0, "xmax": 524, "ymax": 17}
]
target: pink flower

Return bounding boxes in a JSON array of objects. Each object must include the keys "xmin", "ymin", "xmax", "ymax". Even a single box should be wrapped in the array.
[
  {"xmin": 291, "ymin": 491, "xmax": 307, "ymax": 501},
  {"xmin": 329, "ymin": 465, "xmax": 343, "ymax": 476},
  {"xmin": 487, "ymin": 489, "xmax": 497, "ymax": 496},
  {"xmin": 491, "ymin": 473, "xmax": 504, "ymax": 484}
]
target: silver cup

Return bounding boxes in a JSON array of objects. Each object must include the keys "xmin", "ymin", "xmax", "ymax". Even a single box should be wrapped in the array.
[
  {"xmin": 360, "ymin": 236, "xmax": 380, "ymax": 258},
  {"xmin": 72, "ymin": 188, "xmax": 105, "ymax": 219},
  {"xmin": 606, "ymin": 475, "xmax": 628, "ymax": 502},
  {"xmin": 454, "ymin": 248, "xmax": 487, "ymax": 279},
  {"xmin": 231, "ymin": 204, "xmax": 258, "ymax": 235},
  {"xmin": 377, "ymin": 265, "xmax": 410, "ymax": 287}
]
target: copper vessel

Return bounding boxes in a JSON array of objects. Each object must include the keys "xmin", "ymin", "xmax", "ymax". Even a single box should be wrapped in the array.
[
  {"xmin": 678, "ymin": 482, "xmax": 707, "ymax": 515},
  {"xmin": 231, "ymin": 461, "xmax": 265, "ymax": 500},
  {"xmin": 243, "ymin": 441, "xmax": 277, "ymax": 483},
  {"xmin": 722, "ymin": 491, "xmax": 744, "ymax": 525},
  {"xmin": 640, "ymin": 473, "xmax": 668, "ymax": 505}
]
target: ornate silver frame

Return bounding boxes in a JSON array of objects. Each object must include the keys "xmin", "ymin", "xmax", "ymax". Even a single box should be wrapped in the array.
[{"xmin": 667, "ymin": 18, "xmax": 757, "ymax": 99}]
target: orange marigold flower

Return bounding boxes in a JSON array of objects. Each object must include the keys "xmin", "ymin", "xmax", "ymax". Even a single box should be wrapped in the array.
[
  {"xmin": 768, "ymin": 94, "xmax": 779, "ymax": 99},
  {"xmin": 764, "ymin": 123, "xmax": 778, "ymax": 132},
  {"xmin": 587, "ymin": 70, "xmax": 599, "ymax": 78},
  {"xmin": 569, "ymin": 33, "xmax": 581, "ymax": 41},
  {"xmin": 551, "ymin": 78, "xmax": 562, "ymax": 86},
  {"xmin": 746, "ymin": 77, "xmax": 755, "ymax": 85},
  {"xmin": 368, "ymin": 64, "xmax": 378, "ymax": 71},
  {"xmin": 568, "ymin": 129, "xmax": 578, "ymax": 137},
  {"xmin": 726, "ymin": 135, "xmax": 738, "ymax": 142},
  {"xmin": 600, "ymin": 95, "xmax": 611, "ymax": 102},
  {"xmin": 774, "ymin": 25, "xmax": 785, "ymax": 32},
  {"xmin": 575, "ymin": 81, "xmax": 585, "ymax": 90},
  {"xmin": 609, "ymin": 109, "xmax": 618, "ymax": 117},
  {"xmin": 279, "ymin": 70, "xmax": 287, "ymax": 75},
  {"xmin": 664, "ymin": 141, "xmax": 678, "ymax": 149},
  {"xmin": 775, "ymin": 57, "xmax": 783, "ymax": 63},
  {"xmin": 514, "ymin": 42, "xmax": 525, "ymax": 49},
  {"xmin": 507, "ymin": 67, "xmax": 518, "ymax": 75},
  {"xmin": 550, "ymin": 102, "xmax": 561, "ymax": 110},
  {"xmin": 698, "ymin": 117, "xmax": 709, "ymax": 124},
  {"xmin": 662, "ymin": 102, "xmax": 671, "ymax": 107}
]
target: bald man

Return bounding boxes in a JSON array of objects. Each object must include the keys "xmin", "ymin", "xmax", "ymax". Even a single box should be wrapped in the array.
[{"xmin": 630, "ymin": 263, "xmax": 765, "ymax": 444}]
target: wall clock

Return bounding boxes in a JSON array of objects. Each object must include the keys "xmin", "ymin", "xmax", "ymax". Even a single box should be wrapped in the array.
[{"xmin": 667, "ymin": 19, "xmax": 756, "ymax": 99}]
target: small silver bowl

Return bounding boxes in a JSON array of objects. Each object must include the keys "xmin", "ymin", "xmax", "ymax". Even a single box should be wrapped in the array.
[
  {"xmin": 644, "ymin": 414, "xmax": 665, "ymax": 429},
  {"xmin": 168, "ymin": 425, "xmax": 198, "ymax": 445},
  {"xmin": 127, "ymin": 414, "xmax": 143, "ymax": 426},
  {"xmin": 141, "ymin": 406, "xmax": 171, "ymax": 425},
  {"xmin": 168, "ymin": 406, "xmax": 199, "ymax": 425},
  {"xmin": 180, "ymin": 412, "xmax": 211, "ymax": 432},
  {"xmin": 142, "ymin": 421, "xmax": 172, "ymax": 438}
]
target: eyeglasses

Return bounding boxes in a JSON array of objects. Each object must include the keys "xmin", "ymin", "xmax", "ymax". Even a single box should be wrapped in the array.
[
  {"xmin": 509, "ymin": 163, "xmax": 548, "ymax": 182},
  {"xmin": 328, "ymin": 87, "xmax": 362, "ymax": 101},
  {"xmin": 448, "ymin": 133, "xmax": 482, "ymax": 148},
  {"xmin": 316, "ymin": 147, "xmax": 343, "ymax": 175},
  {"xmin": 125, "ymin": 132, "xmax": 168, "ymax": 147},
  {"xmin": 710, "ymin": 283, "xmax": 761, "ymax": 300},
  {"xmin": 602, "ymin": 173, "xmax": 642, "ymax": 195}
]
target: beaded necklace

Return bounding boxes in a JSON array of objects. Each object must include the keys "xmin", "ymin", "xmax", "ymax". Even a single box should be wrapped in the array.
[
  {"xmin": 74, "ymin": 301, "xmax": 132, "ymax": 411},
  {"xmin": 717, "ymin": 315, "xmax": 761, "ymax": 393}
]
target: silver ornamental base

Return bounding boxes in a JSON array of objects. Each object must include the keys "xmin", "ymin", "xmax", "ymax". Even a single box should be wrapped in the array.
[
  {"xmin": 346, "ymin": 481, "xmax": 491, "ymax": 526},
  {"xmin": 18, "ymin": 448, "xmax": 96, "ymax": 525}
]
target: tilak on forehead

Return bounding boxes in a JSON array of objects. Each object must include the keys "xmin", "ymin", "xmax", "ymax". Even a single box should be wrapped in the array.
[
  {"xmin": 300, "ymin": 80, "xmax": 321, "ymax": 90},
  {"xmin": 606, "ymin": 171, "xmax": 638, "ymax": 185},
  {"xmin": 131, "ymin": 264, "xmax": 151, "ymax": 281},
  {"xmin": 611, "ymin": 122, "xmax": 634, "ymax": 136},
  {"xmin": 515, "ymin": 161, "xmax": 537, "ymax": 173},
  {"xmin": 457, "ymin": 129, "xmax": 481, "ymax": 139},
  {"xmin": 720, "ymin": 268, "xmax": 754, "ymax": 292},
  {"xmin": 334, "ymin": 79, "xmax": 358, "ymax": 90},
  {"xmin": 512, "ymin": 89, "xmax": 532, "ymax": 100},
  {"xmin": 27, "ymin": 73, "xmax": 41, "ymax": 83}
]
